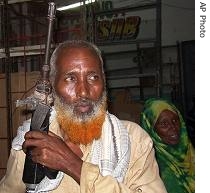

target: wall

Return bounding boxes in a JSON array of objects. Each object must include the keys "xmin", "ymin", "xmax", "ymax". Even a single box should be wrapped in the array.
[
  {"xmin": 161, "ymin": 0, "xmax": 195, "ymax": 46},
  {"xmin": 110, "ymin": 0, "xmax": 195, "ymax": 46},
  {"xmin": 96, "ymin": 0, "xmax": 194, "ymax": 102}
]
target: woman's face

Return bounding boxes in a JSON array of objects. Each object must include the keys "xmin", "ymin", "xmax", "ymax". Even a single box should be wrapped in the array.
[{"xmin": 154, "ymin": 109, "xmax": 180, "ymax": 145}]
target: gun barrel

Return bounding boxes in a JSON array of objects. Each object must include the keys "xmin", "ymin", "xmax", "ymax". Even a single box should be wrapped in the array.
[{"xmin": 43, "ymin": 2, "xmax": 56, "ymax": 80}]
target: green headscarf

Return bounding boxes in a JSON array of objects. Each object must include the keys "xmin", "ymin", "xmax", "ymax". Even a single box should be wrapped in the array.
[{"xmin": 140, "ymin": 98, "xmax": 195, "ymax": 193}]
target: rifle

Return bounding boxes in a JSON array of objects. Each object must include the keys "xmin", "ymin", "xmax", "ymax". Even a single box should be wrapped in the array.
[{"xmin": 16, "ymin": 2, "xmax": 57, "ymax": 192}]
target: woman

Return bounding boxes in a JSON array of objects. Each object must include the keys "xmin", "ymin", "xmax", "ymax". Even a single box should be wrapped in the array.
[{"xmin": 140, "ymin": 98, "xmax": 194, "ymax": 193}]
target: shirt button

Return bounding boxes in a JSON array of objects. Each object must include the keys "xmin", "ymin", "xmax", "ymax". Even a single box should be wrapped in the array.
[{"xmin": 136, "ymin": 187, "xmax": 142, "ymax": 192}]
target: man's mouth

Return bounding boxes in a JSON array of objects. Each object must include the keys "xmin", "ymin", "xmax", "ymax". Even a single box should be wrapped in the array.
[
  {"xmin": 75, "ymin": 104, "xmax": 92, "ymax": 113},
  {"xmin": 74, "ymin": 100, "xmax": 93, "ymax": 114}
]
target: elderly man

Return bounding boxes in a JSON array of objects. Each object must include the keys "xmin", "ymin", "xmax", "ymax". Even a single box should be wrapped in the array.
[{"xmin": 0, "ymin": 40, "xmax": 167, "ymax": 193}]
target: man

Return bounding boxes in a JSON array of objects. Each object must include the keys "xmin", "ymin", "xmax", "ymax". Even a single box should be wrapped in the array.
[{"xmin": 0, "ymin": 40, "xmax": 167, "ymax": 193}]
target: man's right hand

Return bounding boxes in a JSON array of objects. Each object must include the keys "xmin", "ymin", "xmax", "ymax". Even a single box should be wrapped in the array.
[{"xmin": 22, "ymin": 130, "xmax": 83, "ymax": 184}]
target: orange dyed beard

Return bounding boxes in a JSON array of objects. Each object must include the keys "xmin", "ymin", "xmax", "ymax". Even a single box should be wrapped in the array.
[
  {"xmin": 54, "ymin": 93, "xmax": 107, "ymax": 145},
  {"xmin": 56, "ymin": 111, "xmax": 105, "ymax": 145}
]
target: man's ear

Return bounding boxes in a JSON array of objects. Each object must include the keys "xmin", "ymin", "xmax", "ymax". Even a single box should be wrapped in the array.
[
  {"xmin": 103, "ymin": 73, "xmax": 106, "ymax": 81},
  {"xmin": 102, "ymin": 73, "xmax": 107, "ymax": 89}
]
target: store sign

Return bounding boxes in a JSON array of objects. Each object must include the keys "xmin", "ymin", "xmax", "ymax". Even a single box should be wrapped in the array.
[{"xmin": 96, "ymin": 15, "xmax": 141, "ymax": 42}]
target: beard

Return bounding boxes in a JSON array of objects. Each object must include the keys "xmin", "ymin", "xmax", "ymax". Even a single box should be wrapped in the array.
[{"xmin": 54, "ymin": 91, "xmax": 107, "ymax": 145}]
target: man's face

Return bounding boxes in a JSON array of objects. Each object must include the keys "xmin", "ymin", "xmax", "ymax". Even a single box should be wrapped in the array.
[
  {"xmin": 53, "ymin": 47, "xmax": 106, "ymax": 144},
  {"xmin": 154, "ymin": 109, "xmax": 180, "ymax": 145},
  {"xmin": 54, "ymin": 47, "xmax": 105, "ymax": 117}
]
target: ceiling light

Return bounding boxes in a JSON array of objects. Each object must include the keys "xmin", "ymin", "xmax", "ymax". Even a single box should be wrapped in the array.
[{"xmin": 57, "ymin": 0, "xmax": 95, "ymax": 11}]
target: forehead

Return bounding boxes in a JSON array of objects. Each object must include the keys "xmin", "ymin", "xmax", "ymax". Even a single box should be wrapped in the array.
[
  {"xmin": 56, "ymin": 47, "xmax": 102, "ymax": 71},
  {"xmin": 158, "ymin": 109, "xmax": 178, "ymax": 120}
]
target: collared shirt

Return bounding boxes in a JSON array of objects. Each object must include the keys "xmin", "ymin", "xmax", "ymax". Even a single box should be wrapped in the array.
[{"xmin": 0, "ymin": 119, "xmax": 167, "ymax": 193}]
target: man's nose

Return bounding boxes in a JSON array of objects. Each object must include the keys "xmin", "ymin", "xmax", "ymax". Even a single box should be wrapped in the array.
[{"xmin": 77, "ymin": 80, "xmax": 89, "ymax": 98}]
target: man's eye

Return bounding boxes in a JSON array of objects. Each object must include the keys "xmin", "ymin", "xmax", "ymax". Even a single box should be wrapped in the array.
[
  {"xmin": 65, "ymin": 76, "xmax": 76, "ymax": 82},
  {"xmin": 88, "ymin": 74, "xmax": 99, "ymax": 81}
]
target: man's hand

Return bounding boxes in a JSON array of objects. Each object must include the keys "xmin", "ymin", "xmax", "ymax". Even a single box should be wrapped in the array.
[{"xmin": 22, "ymin": 130, "xmax": 83, "ymax": 184}]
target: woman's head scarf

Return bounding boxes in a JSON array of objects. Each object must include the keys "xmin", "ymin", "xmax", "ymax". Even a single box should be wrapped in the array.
[{"xmin": 140, "ymin": 98, "xmax": 195, "ymax": 193}]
